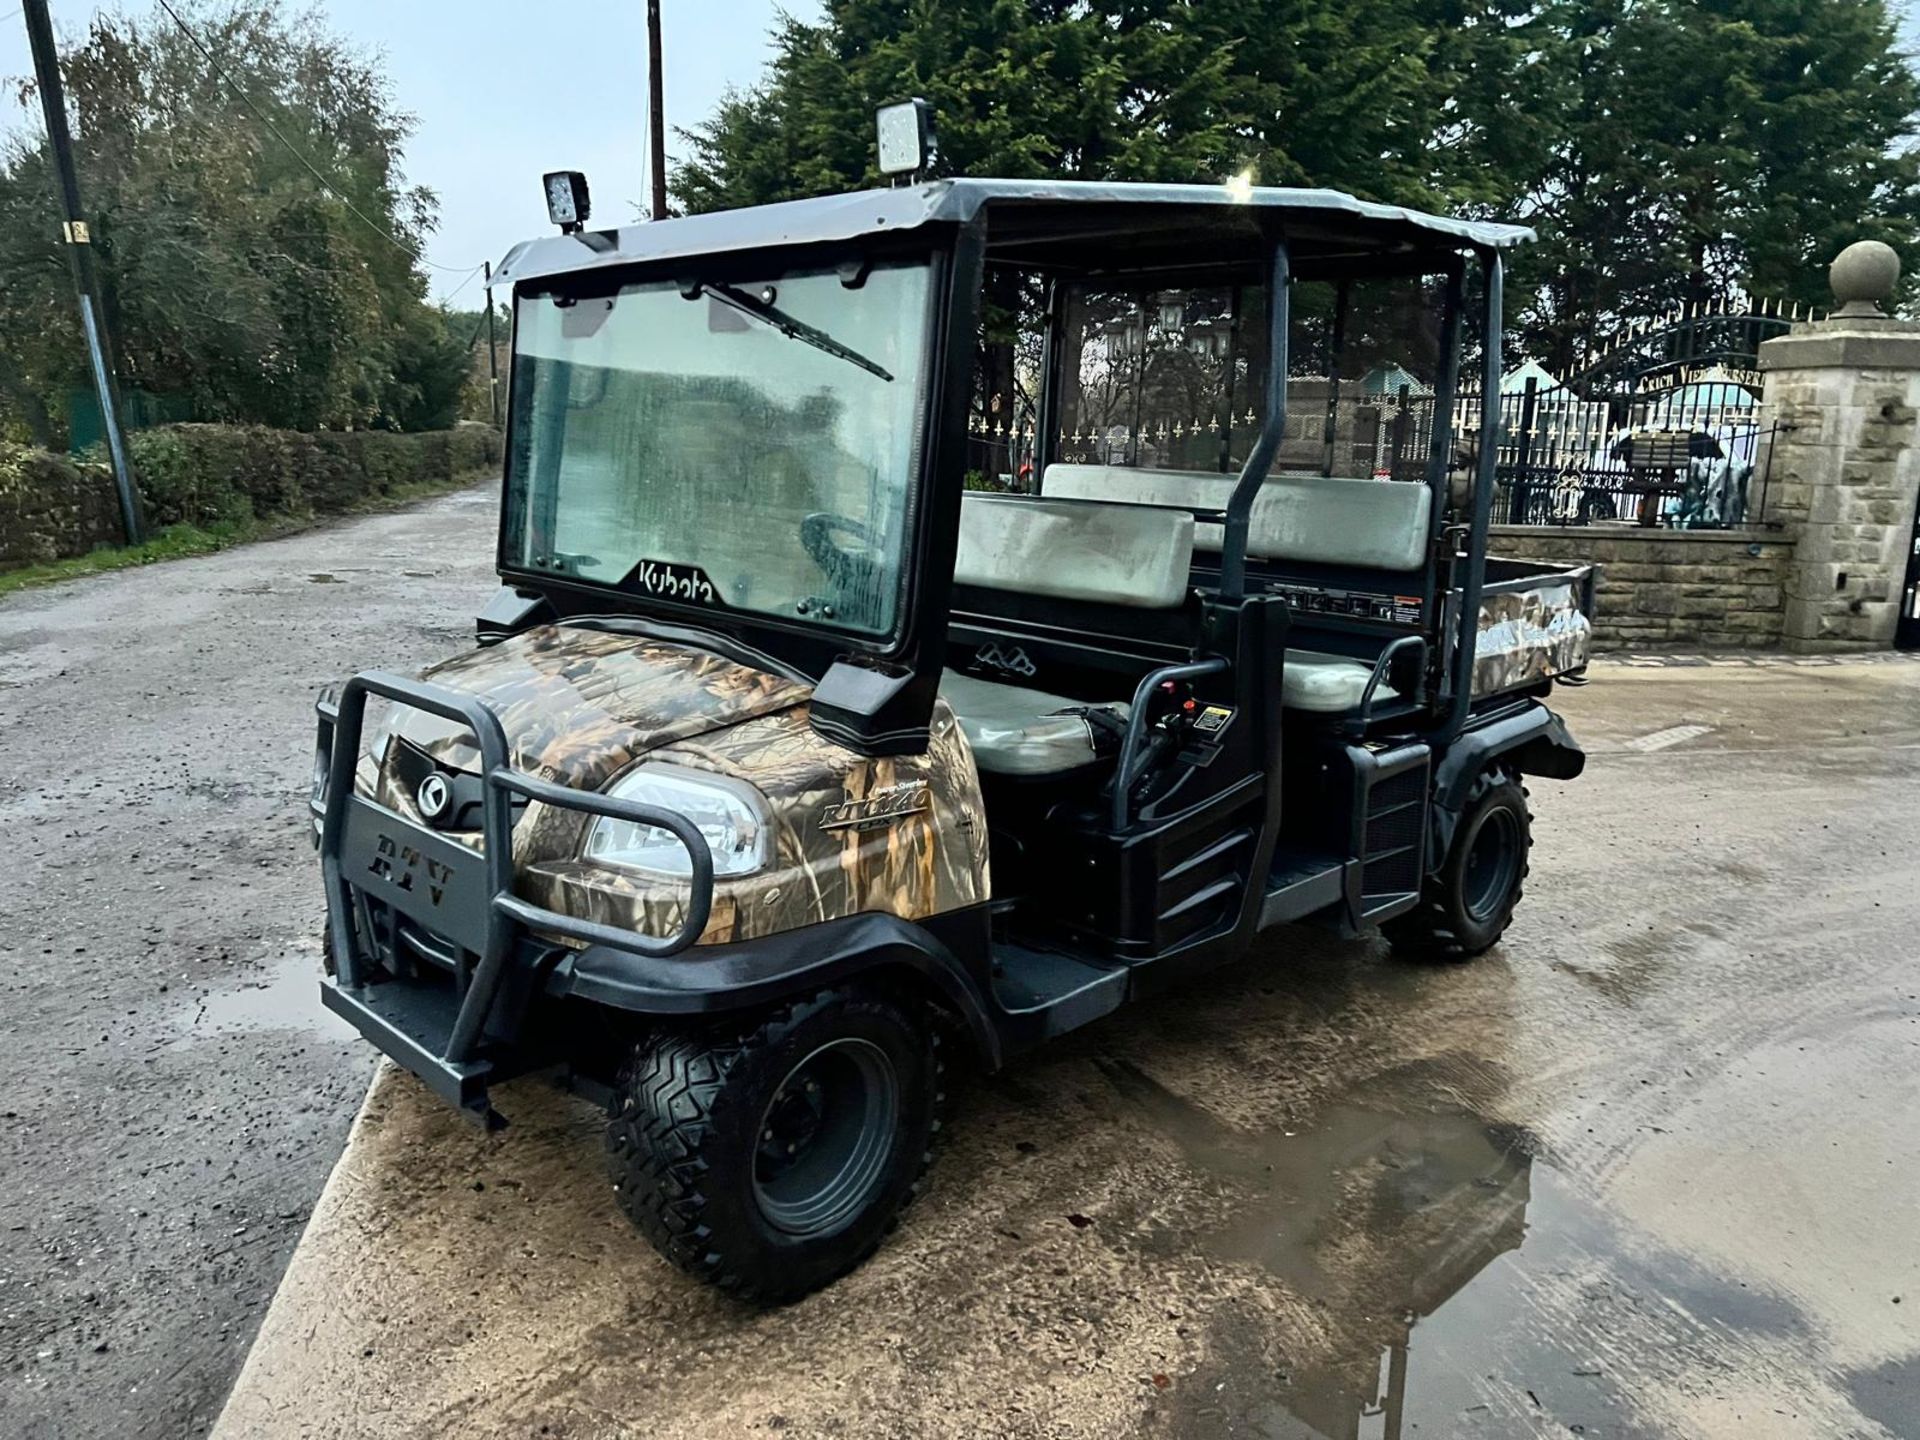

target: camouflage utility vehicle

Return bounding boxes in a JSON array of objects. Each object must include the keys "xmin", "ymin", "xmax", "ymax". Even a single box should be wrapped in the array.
[{"xmin": 314, "ymin": 156, "xmax": 1592, "ymax": 1301}]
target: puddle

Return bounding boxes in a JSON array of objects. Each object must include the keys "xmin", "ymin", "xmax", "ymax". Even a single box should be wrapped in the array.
[
  {"xmin": 1847, "ymin": 1353, "xmax": 1920, "ymax": 1437},
  {"xmin": 1101, "ymin": 1058, "xmax": 1815, "ymax": 1439},
  {"xmin": 174, "ymin": 950, "xmax": 343, "ymax": 1039},
  {"xmin": 1551, "ymin": 929, "xmax": 1674, "ymax": 1004}
]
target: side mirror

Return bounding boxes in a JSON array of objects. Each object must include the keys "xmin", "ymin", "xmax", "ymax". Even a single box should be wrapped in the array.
[{"xmin": 810, "ymin": 657, "xmax": 936, "ymax": 758}]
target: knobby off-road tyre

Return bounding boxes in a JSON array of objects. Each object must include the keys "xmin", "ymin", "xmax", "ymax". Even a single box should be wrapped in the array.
[
  {"xmin": 1383, "ymin": 765, "xmax": 1531, "ymax": 961},
  {"xmin": 605, "ymin": 986, "xmax": 944, "ymax": 1304}
]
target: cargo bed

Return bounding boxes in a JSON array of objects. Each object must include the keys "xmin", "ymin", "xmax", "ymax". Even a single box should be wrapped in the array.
[{"xmin": 1472, "ymin": 558, "xmax": 1596, "ymax": 698}]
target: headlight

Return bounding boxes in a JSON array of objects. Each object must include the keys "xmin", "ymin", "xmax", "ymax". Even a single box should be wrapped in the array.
[{"xmin": 583, "ymin": 764, "xmax": 770, "ymax": 879}]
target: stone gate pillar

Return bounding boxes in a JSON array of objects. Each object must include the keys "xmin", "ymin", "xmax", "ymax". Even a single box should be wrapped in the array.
[{"xmin": 1757, "ymin": 241, "xmax": 1920, "ymax": 650}]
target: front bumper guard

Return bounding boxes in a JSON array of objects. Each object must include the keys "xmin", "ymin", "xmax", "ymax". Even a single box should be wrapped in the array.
[{"xmin": 313, "ymin": 671, "xmax": 714, "ymax": 1121}]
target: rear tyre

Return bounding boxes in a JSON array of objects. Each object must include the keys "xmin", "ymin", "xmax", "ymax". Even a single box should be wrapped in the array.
[
  {"xmin": 605, "ymin": 986, "xmax": 942, "ymax": 1303},
  {"xmin": 1383, "ymin": 766, "xmax": 1530, "ymax": 961}
]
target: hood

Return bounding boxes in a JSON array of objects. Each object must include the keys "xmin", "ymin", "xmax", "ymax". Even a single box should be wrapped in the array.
[{"xmin": 379, "ymin": 625, "xmax": 811, "ymax": 791}]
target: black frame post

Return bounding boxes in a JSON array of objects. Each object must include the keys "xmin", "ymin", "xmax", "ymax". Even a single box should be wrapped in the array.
[
  {"xmin": 23, "ymin": 0, "xmax": 143, "ymax": 544},
  {"xmin": 1033, "ymin": 277, "xmax": 1066, "ymax": 488},
  {"xmin": 1322, "ymin": 278, "xmax": 1350, "ymax": 476},
  {"xmin": 1219, "ymin": 239, "xmax": 1290, "ymax": 601},
  {"xmin": 1423, "ymin": 260, "xmax": 1465, "ymax": 530},
  {"xmin": 1441, "ymin": 249, "xmax": 1503, "ymax": 738}
]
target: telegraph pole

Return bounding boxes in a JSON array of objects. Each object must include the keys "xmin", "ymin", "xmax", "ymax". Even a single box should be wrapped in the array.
[
  {"xmin": 22, "ymin": 0, "xmax": 143, "ymax": 543},
  {"xmin": 483, "ymin": 261, "xmax": 500, "ymax": 427},
  {"xmin": 647, "ymin": 0, "xmax": 667, "ymax": 220}
]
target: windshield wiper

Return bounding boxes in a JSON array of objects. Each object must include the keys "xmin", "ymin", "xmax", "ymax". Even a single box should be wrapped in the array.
[{"xmin": 693, "ymin": 281, "xmax": 895, "ymax": 383}]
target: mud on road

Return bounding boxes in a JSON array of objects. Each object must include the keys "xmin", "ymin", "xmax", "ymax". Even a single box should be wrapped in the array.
[
  {"xmin": 0, "ymin": 488, "xmax": 501, "ymax": 1439},
  {"xmin": 225, "ymin": 652, "xmax": 1920, "ymax": 1432},
  {"xmin": 5, "ymin": 484, "xmax": 1919, "ymax": 1438}
]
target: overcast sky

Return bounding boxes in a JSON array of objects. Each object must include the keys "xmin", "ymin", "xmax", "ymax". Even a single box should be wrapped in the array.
[
  {"xmin": 0, "ymin": 0, "xmax": 821, "ymax": 302},
  {"xmin": 2, "ymin": 0, "xmax": 1916, "ymax": 304}
]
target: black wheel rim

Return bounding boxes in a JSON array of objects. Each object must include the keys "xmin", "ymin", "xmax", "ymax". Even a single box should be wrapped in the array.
[
  {"xmin": 1462, "ymin": 806, "xmax": 1521, "ymax": 924},
  {"xmin": 752, "ymin": 1038, "xmax": 899, "ymax": 1238}
]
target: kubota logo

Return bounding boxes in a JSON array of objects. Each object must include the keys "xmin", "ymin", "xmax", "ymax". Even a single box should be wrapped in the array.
[
  {"xmin": 972, "ymin": 641, "xmax": 1036, "ymax": 678},
  {"xmin": 415, "ymin": 772, "xmax": 453, "ymax": 824}
]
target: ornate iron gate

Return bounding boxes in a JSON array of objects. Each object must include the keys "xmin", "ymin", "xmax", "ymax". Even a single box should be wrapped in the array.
[
  {"xmin": 1459, "ymin": 300, "xmax": 1803, "ymax": 529},
  {"xmin": 1899, "ymin": 486, "xmax": 1920, "ymax": 650}
]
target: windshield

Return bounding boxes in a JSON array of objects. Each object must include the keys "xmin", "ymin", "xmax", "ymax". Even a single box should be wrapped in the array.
[{"xmin": 503, "ymin": 258, "xmax": 935, "ymax": 638}]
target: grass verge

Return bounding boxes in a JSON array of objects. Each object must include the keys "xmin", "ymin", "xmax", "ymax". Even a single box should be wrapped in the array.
[{"xmin": 0, "ymin": 472, "xmax": 487, "ymax": 599}]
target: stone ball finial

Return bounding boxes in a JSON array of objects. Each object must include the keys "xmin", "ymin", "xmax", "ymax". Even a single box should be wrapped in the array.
[{"xmin": 1830, "ymin": 240, "xmax": 1900, "ymax": 317}]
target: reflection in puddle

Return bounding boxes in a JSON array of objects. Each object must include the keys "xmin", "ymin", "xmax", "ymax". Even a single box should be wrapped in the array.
[
  {"xmin": 1217, "ymin": 1110, "xmax": 1532, "ymax": 1440},
  {"xmin": 1106, "ymin": 1057, "xmax": 1815, "ymax": 1438},
  {"xmin": 175, "ymin": 950, "xmax": 341, "ymax": 1039},
  {"xmin": 1104, "ymin": 1057, "xmax": 1534, "ymax": 1437}
]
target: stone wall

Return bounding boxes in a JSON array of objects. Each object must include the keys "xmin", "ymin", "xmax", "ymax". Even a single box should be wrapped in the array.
[
  {"xmin": 1757, "ymin": 317, "xmax": 1920, "ymax": 650},
  {"xmin": 1490, "ymin": 525, "xmax": 1796, "ymax": 650}
]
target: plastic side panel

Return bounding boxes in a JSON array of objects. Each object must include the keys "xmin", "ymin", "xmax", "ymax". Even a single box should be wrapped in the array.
[{"xmin": 1472, "ymin": 576, "xmax": 1592, "ymax": 696}]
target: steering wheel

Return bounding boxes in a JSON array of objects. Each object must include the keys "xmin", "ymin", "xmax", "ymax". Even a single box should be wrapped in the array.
[{"xmin": 800, "ymin": 512, "xmax": 886, "ymax": 609}]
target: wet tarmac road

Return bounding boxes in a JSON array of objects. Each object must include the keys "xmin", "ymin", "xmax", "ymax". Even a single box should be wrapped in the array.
[
  {"xmin": 0, "ymin": 489, "xmax": 499, "ymax": 1439},
  {"xmin": 4, "ymin": 485, "xmax": 1919, "ymax": 1437}
]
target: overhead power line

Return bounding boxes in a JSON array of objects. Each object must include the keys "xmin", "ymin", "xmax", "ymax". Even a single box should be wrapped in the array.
[
  {"xmin": 150, "ymin": 0, "xmax": 477, "ymax": 275},
  {"xmin": 439, "ymin": 261, "xmax": 486, "ymax": 306}
]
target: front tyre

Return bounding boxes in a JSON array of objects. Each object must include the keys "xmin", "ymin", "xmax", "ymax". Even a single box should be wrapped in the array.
[
  {"xmin": 605, "ymin": 986, "xmax": 942, "ymax": 1303},
  {"xmin": 1384, "ymin": 766, "xmax": 1531, "ymax": 961}
]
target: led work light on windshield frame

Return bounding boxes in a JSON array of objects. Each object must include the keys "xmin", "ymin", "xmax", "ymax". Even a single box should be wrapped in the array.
[
  {"xmin": 543, "ymin": 170, "xmax": 591, "ymax": 233},
  {"xmin": 876, "ymin": 99, "xmax": 937, "ymax": 182}
]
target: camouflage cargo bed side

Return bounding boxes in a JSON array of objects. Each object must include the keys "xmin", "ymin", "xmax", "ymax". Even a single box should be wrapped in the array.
[{"xmin": 1472, "ymin": 566, "xmax": 1595, "ymax": 698}]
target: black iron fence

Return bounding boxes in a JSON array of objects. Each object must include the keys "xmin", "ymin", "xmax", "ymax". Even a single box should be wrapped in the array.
[
  {"xmin": 1456, "ymin": 371, "xmax": 1773, "ymax": 530},
  {"xmin": 965, "ymin": 300, "xmax": 1790, "ymax": 532}
]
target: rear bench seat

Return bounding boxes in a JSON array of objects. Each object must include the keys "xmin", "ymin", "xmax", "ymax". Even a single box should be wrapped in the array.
[
  {"xmin": 941, "ymin": 472, "xmax": 1429, "ymax": 775},
  {"xmin": 1043, "ymin": 463, "xmax": 1432, "ymax": 571},
  {"xmin": 1042, "ymin": 464, "xmax": 1432, "ymax": 715}
]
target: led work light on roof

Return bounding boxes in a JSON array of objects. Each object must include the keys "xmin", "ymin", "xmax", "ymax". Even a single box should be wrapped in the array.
[
  {"xmin": 543, "ymin": 170, "xmax": 591, "ymax": 234},
  {"xmin": 876, "ymin": 98, "xmax": 937, "ymax": 183}
]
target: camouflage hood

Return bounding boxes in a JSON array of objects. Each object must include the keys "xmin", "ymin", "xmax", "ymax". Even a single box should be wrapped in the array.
[
  {"xmin": 352, "ymin": 621, "xmax": 991, "ymax": 950},
  {"xmin": 379, "ymin": 625, "xmax": 811, "ymax": 791}
]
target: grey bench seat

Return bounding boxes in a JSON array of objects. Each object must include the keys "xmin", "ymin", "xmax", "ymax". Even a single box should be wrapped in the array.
[
  {"xmin": 939, "ymin": 670, "xmax": 1130, "ymax": 777},
  {"xmin": 1281, "ymin": 650, "xmax": 1392, "ymax": 713},
  {"xmin": 942, "ymin": 490, "xmax": 1406, "ymax": 773},
  {"xmin": 941, "ymin": 653, "xmax": 1388, "ymax": 778}
]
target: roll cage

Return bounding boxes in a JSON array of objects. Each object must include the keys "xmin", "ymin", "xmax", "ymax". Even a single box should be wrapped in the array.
[{"xmin": 484, "ymin": 179, "xmax": 1534, "ymax": 757}]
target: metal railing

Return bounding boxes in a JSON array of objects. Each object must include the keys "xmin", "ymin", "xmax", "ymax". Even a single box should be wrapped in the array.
[{"xmin": 1457, "ymin": 371, "xmax": 1774, "ymax": 531}]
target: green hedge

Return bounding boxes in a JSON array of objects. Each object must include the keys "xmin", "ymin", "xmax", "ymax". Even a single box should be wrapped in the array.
[{"xmin": 0, "ymin": 423, "xmax": 501, "ymax": 569}]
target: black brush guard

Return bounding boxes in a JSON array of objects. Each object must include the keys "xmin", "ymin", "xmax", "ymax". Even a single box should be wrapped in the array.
[{"xmin": 314, "ymin": 672, "xmax": 714, "ymax": 1123}]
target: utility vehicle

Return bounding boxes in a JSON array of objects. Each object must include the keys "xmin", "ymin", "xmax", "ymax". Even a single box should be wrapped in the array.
[{"xmin": 312, "ymin": 157, "xmax": 1592, "ymax": 1302}]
